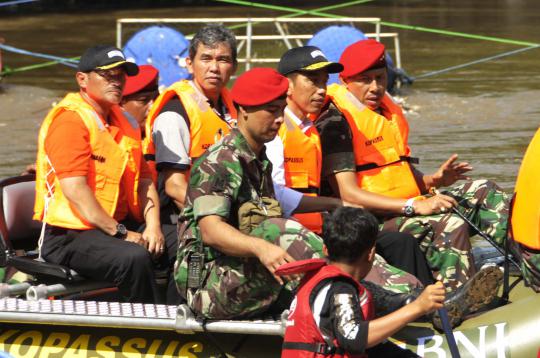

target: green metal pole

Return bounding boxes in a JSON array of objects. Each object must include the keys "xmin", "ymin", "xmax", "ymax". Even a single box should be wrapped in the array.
[
  {"xmin": 215, "ymin": 0, "xmax": 540, "ymax": 47},
  {"xmin": 0, "ymin": 57, "xmax": 80, "ymax": 77}
]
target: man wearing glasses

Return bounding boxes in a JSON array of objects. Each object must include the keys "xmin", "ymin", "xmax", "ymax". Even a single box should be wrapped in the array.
[{"xmin": 33, "ymin": 45, "xmax": 167, "ymax": 303}]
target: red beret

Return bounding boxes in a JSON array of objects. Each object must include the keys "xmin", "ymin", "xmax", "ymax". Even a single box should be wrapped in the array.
[
  {"xmin": 339, "ymin": 39, "xmax": 386, "ymax": 79},
  {"xmin": 123, "ymin": 64, "xmax": 159, "ymax": 96},
  {"xmin": 231, "ymin": 67, "xmax": 288, "ymax": 107}
]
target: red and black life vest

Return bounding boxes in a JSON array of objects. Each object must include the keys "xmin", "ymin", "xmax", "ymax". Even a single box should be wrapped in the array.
[{"xmin": 278, "ymin": 259, "xmax": 374, "ymax": 358}]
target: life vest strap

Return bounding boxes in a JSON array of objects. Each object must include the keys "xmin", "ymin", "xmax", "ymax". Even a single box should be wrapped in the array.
[
  {"xmin": 144, "ymin": 153, "xmax": 156, "ymax": 161},
  {"xmin": 282, "ymin": 341, "xmax": 345, "ymax": 355},
  {"xmin": 356, "ymin": 156, "xmax": 419, "ymax": 172},
  {"xmin": 292, "ymin": 186, "xmax": 319, "ymax": 194}
]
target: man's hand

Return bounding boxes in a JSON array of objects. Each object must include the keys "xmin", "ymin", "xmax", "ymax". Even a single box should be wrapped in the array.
[
  {"xmin": 125, "ymin": 230, "xmax": 147, "ymax": 248},
  {"xmin": 430, "ymin": 154, "xmax": 473, "ymax": 188},
  {"xmin": 342, "ymin": 199, "xmax": 363, "ymax": 208},
  {"xmin": 253, "ymin": 240, "xmax": 295, "ymax": 285},
  {"xmin": 142, "ymin": 225, "xmax": 165, "ymax": 257},
  {"xmin": 413, "ymin": 193, "xmax": 457, "ymax": 215},
  {"xmin": 412, "ymin": 281, "xmax": 445, "ymax": 315}
]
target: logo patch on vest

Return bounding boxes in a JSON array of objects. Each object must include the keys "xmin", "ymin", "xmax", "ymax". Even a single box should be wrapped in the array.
[
  {"xmin": 91, "ymin": 154, "xmax": 106, "ymax": 163},
  {"xmin": 286, "ymin": 296, "xmax": 297, "ymax": 327},
  {"xmin": 285, "ymin": 157, "xmax": 304, "ymax": 163},
  {"xmin": 365, "ymin": 136, "xmax": 383, "ymax": 146}
]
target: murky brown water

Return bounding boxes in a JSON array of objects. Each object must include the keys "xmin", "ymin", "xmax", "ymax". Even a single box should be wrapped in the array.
[{"xmin": 1, "ymin": 1, "xmax": 539, "ymax": 189}]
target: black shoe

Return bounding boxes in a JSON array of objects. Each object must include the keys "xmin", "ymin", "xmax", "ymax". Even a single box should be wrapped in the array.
[{"xmin": 432, "ymin": 265, "xmax": 503, "ymax": 331}]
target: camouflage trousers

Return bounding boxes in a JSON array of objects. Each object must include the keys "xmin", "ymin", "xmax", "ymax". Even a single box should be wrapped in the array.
[
  {"xmin": 511, "ymin": 240, "xmax": 540, "ymax": 292},
  {"xmin": 176, "ymin": 218, "xmax": 420, "ymax": 319},
  {"xmin": 381, "ymin": 179, "xmax": 509, "ymax": 290},
  {"xmin": 367, "ymin": 254, "xmax": 422, "ymax": 294},
  {"xmin": 176, "ymin": 218, "xmax": 324, "ymax": 319}
]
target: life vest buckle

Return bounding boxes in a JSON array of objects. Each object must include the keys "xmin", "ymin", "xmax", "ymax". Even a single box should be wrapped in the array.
[{"xmin": 314, "ymin": 343, "xmax": 334, "ymax": 355}]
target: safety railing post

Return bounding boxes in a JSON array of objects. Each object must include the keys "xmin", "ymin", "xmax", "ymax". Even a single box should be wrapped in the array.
[
  {"xmin": 116, "ymin": 20, "xmax": 122, "ymax": 49},
  {"xmin": 394, "ymin": 35, "xmax": 402, "ymax": 69},
  {"xmin": 246, "ymin": 18, "xmax": 252, "ymax": 70}
]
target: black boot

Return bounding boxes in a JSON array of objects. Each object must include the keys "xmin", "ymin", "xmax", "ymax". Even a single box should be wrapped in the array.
[
  {"xmin": 432, "ymin": 265, "xmax": 503, "ymax": 331},
  {"xmin": 361, "ymin": 280, "xmax": 421, "ymax": 317}
]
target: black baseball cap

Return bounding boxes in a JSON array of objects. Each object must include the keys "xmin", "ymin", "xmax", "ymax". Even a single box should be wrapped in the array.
[
  {"xmin": 78, "ymin": 45, "xmax": 139, "ymax": 76},
  {"xmin": 278, "ymin": 46, "xmax": 343, "ymax": 75}
]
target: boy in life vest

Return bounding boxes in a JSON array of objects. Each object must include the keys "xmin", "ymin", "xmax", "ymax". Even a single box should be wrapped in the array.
[
  {"xmin": 316, "ymin": 39, "xmax": 509, "ymax": 291},
  {"xmin": 280, "ymin": 207, "xmax": 445, "ymax": 357},
  {"xmin": 267, "ymin": 45, "xmax": 433, "ymax": 292}
]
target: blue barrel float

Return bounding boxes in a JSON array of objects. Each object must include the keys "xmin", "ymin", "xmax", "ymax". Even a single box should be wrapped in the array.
[
  {"xmin": 123, "ymin": 25, "xmax": 191, "ymax": 87},
  {"xmin": 307, "ymin": 25, "xmax": 402, "ymax": 92}
]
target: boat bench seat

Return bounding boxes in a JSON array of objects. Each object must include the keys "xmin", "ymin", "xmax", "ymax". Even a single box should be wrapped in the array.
[
  {"xmin": 0, "ymin": 176, "xmax": 115, "ymax": 289},
  {"xmin": 8, "ymin": 256, "xmax": 84, "ymax": 282},
  {"xmin": 0, "ymin": 175, "xmax": 168, "ymax": 298}
]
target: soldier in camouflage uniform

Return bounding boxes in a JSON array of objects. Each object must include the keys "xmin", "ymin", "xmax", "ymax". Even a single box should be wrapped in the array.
[
  {"xmin": 175, "ymin": 68, "xmax": 325, "ymax": 319},
  {"xmin": 315, "ymin": 39, "xmax": 509, "ymax": 291}
]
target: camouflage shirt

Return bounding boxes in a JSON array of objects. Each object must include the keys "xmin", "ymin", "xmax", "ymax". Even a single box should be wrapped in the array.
[{"xmin": 179, "ymin": 129, "xmax": 277, "ymax": 257}]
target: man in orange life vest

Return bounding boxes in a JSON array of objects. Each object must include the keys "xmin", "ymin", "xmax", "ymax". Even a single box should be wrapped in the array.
[
  {"xmin": 34, "ymin": 45, "xmax": 169, "ymax": 303},
  {"xmin": 120, "ymin": 65, "xmax": 183, "ymax": 304},
  {"xmin": 19, "ymin": 66, "xmax": 160, "ymax": 179},
  {"xmin": 266, "ymin": 46, "xmax": 433, "ymax": 289},
  {"xmin": 315, "ymin": 39, "xmax": 510, "ymax": 290},
  {"xmin": 143, "ymin": 24, "xmax": 237, "ymax": 227},
  {"xmin": 280, "ymin": 207, "xmax": 445, "ymax": 357}
]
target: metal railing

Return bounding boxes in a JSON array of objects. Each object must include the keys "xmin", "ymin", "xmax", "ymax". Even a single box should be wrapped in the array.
[
  {"xmin": 0, "ymin": 298, "xmax": 285, "ymax": 335},
  {"xmin": 116, "ymin": 17, "xmax": 402, "ymax": 70}
]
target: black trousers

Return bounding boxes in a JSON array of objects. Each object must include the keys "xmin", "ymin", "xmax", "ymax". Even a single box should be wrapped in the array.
[
  {"xmin": 41, "ymin": 221, "xmax": 178, "ymax": 304},
  {"xmin": 376, "ymin": 231, "xmax": 434, "ymax": 286},
  {"xmin": 160, "ymin": 223, "xmax": 184, "ymax": 305}
]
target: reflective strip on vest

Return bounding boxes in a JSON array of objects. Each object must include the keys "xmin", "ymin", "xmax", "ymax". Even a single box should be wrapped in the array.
[{"xmin": 326, "ymin": 84, "xmax": 421, "ymax": 199}]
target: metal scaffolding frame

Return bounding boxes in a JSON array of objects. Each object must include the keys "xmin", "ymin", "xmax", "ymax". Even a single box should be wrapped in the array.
[{"xmin": 116, "ymin": 17, "xmax": 402, "ymax": 70}]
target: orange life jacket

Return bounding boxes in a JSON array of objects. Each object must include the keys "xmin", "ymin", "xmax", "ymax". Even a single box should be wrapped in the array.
[
  {"xmin": 33, "ymin": 93, "xmax": 143, "ymax": 229},
  {"xmin": 143, "ymin": 80, "xmax": 237, "ymax": 181},
  {"xmin": 325, "ymin": 84, "xmax": 421, "ymax": 199},
  {"xmin": 511, "ymin": 127, "xmax": 540, "ymax": 249},
  {"xmin": 278, "ymin": 110, "xmax": 323, "ymax": 233}
]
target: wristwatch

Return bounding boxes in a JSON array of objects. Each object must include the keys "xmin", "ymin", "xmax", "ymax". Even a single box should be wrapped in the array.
[
  {"xmin": 402, "ymin": 198, "xmax": 416, "ymax": 217},
  {"xmin": 113, "ymin": 223, "xmax": 128, "ymax": 239}
]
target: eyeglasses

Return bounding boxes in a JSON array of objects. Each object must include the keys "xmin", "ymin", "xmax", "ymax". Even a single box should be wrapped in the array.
[{"xmin": 93, "ymin": 68, "xmax": 126, "ymax": 81}]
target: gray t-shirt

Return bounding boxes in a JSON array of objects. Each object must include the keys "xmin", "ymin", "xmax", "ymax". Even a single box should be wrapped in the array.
[{"xmin": 152, "ymin": 96, "xmax": 192, "ymax": 172}]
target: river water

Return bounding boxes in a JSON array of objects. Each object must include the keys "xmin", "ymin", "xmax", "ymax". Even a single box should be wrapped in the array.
[{"xmin": 1, "ymin": 0, "xmax": 539, "ymax": 190}]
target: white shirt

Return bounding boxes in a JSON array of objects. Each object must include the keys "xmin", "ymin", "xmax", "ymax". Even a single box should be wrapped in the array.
[{"xmin": 267, "ymin": 107, "xmax": 315, "ymax": 218}]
